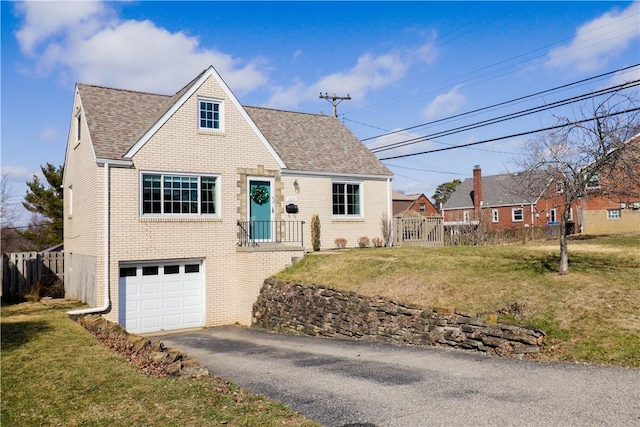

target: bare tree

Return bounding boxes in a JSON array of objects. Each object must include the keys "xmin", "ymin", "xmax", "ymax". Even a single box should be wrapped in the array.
[
  {"xmin": 518, "ymin": 92, "xmax": 640, "ymax": 275},
  {"xmin": 1, "ymin": 175, "xmax": 24, "ymax": 253}
]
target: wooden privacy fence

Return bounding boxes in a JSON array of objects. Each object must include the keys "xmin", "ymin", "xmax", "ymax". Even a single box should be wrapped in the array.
[
  {"xmin": 394, "ymin": 216, "xmax": 444, "ymax": 247},
  {"xmin": 1, "ymin": 252, "xmax": 64, "ymax": 301}
]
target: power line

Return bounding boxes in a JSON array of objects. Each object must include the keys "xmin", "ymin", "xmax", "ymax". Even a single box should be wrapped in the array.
[
  {"xmin": 378, "ymin": 107, "xmax": 640, "ymax": 161},
  {"xmin": 361, "ymin": 64, "xmax": 640, "ymax": 142},
  {"xmin": 370, "ymin": 80, "xmax": 640, "ymax": 154}
]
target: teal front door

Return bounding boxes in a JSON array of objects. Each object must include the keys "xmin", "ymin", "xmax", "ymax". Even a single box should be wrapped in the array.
[{"xmin": 249, "ymin": 180, "xmax": 272, "ymax": 241}]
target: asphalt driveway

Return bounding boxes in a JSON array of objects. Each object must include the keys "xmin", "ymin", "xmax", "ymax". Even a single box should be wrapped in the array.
[{"xmin": 161, "ymin": 326, "xmax": 640, "ymax": 427}]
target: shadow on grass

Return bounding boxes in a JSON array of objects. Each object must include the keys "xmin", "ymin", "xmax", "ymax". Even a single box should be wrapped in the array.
[{"xmin": 1, "ymin": 320, "xmax": 52, "ymax": 351}]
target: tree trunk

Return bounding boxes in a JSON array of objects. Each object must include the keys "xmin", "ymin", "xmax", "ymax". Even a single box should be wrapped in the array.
[{"xmin": 558, "ymin": 203, "xmax": 571, "ymax": 275}]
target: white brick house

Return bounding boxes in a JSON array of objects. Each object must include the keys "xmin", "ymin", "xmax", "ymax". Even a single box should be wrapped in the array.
[{"xmin": 63, "ymin": 66, "xmax": 393, "ymax": 334}]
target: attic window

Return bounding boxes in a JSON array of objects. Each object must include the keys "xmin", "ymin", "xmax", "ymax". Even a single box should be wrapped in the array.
[
  {"xmin": 199, "ymin": 98, "xmax": 223, "ymax": 131},
  {"xmin": 76, "ymin": 113, "xmax": 82, "ymax": 141}
]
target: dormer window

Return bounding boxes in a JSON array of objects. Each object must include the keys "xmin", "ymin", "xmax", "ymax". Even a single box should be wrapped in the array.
[{"xmin": 199, "ymin": 98, "xmax": 223, "ymax": 131}]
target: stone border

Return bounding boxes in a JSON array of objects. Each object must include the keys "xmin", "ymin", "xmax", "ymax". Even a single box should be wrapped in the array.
[
  {"xmin": 253, "ymin": 279, "xmax": 545, "ymax": 356},
  {"xmin": 73, "ymin": 314, "xmax": 209, "ymax": 378}
]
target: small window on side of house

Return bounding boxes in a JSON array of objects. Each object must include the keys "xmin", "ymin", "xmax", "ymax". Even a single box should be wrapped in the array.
[
  {"xmin": 586, "ymin": 173, "xmax": 600, "ymax": 189},
  {"xmin": 463, "ymin": 211, "xmax": 470, "ymax": 223},
  {"xmin": 492, "ymin": 209, "xmax": 499, "ymax": 223},
  {"xmin": 607, "ymin": 209, "xmax": 621, "ymax": 219},
  {"xmin": 419, "ymin": 203, "xmax": 426, "ymax": 214},
  {"xmin": 512, "ymin": 208, "xmax": 524, "ymax": 222},
  {"xmin": 76, "ymin": 114, "xmax": 82, "ymax": 142}
]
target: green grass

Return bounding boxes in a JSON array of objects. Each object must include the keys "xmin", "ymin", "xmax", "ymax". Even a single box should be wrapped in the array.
[
  {"xmin": 274, "ymin": 234, "xmax": 640, "ymax": 367},
  {"xmin": 1, "ymin": 300, "xmax": 319, "ymax": 427}
]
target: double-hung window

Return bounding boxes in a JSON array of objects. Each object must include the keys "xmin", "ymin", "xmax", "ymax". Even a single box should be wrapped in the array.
[
  {"xmin": 332, "ymin": 182, "xmax": 361, "ymax": 216},
  {"xmin": 199, "ymin": 98, "xmax": 223, "ymax": 131},
  {"xmin": 142, "ymin": 173, "xmax": 218, "ymax": 216},
  {"xmin": 512, "ymin": 208, "xmax": 524, "ymax": 222},
  {"xmin": 585, "ymin": 173, "xmax": 600, "ymax": 190},
  {"xmin": 492, "ymin": 209, "xmax": 499, "ymax": 223}
]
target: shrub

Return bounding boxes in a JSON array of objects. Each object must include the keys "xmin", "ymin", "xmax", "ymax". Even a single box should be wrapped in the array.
[
  {"xmin": 372, "ymin": 237, "xmax": 383, "ymax": 248},
  {"xmin": 334, "ymin": 238, "xmax": 347, "ymax": 249},
  {"xmin": 311, "ymin": 214, "xmax": 321, "ymax": 251},
  {"xmin": 380, "ymin": 213, "xmax": 391, "ymax": 247},
  {"xmin": 357, "ymin": 236, "xmax": 370, "ymax": 248}
]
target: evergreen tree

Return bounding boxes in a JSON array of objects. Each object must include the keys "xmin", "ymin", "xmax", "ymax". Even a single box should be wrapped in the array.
[
  {"xmin": 18, "ymin": 163, "xmax": 64, "ymax": 250},
  {"xmin": 432, "ymin": 179, "xmax": 462, "ymax": 207}
]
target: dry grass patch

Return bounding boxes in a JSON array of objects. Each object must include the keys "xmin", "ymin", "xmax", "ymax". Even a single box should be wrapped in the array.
[
  {"xmin": 1, "ymin": 300, "xmax": 319, "ymax": 427},
  {"xmin": 276, "ymin": 235, "xmax": 640, "ymax": 367}
]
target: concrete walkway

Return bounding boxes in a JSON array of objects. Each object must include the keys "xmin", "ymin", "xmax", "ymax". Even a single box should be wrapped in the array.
[{"xmin": 161, "ymin": 325, "xmax": 640, "ymax": 427}]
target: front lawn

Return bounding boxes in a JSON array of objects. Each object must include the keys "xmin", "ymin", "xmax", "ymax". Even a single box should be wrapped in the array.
[
  {"xmin": 1, "ymin": 300, "xmax": 318, "ymax": 427},
  {"xmin": 274, "ymin": 234, "xmax": 640, "ymax": 367}
]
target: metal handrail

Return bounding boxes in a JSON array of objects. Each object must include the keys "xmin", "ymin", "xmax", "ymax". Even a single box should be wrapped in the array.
[{"xmin": 237, "ymin": 220, "xmax": 305, "ymax": 247}]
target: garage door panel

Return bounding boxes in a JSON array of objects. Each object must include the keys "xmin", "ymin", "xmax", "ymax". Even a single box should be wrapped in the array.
[
  {"xmin": 163, "ymin": 297, "xmax": 182, "ymax": 309},
  {"xmin": 121, "ymin": 260, "xmax": 203, "ymax": 334}
]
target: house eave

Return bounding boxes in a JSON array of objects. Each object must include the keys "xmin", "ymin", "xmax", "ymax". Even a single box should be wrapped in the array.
[{"xmin": 96, "ymin": 158, "xmax": 134, "ymax": 167}]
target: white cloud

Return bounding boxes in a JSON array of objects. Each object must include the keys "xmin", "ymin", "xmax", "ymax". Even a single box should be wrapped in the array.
[
  {"xmin": 267, "ymin": 51, "xmax": 409, "ymax": 109},
  {"xmin": 607, "ymin": 66, "xmax": 640, "ymax": 87},
  {"xmin": 546, "ymin": 2, "xmax": 640, "ymax": 73},
  {"xmin": 14, "ymin": 1, "xmax": 268, "ymax": 94},
  {"xmin": 422, "ymin": 85, "xmax": 466, "ymax": 120},
  {"xmin": 15, "ymin": 1, "xmax": 109, "ymax": 55},
  {"xmin": 0, "ymin": 166, "xmax": 34, "ymax": 181}
]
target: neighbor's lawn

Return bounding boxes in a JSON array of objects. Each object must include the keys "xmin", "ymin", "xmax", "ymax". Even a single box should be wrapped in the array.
[
  {"xmin": 274, "ymin": 234, "xmax": 640, "ymax": 367},
  {"xmin": 1, "ymin": 300, "xmax": 318, "ymax": 427}
]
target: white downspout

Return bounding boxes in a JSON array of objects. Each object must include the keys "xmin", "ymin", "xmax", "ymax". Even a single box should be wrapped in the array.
[{"xmin": 68, "ymin": 162, "xmax": 110, "ymax": 315}]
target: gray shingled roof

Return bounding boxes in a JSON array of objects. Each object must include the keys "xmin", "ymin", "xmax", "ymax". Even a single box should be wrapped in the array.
[
  {"xmin": 77, "ymin": 76, "xmax": 391, "ymax": 176},
  {"xmin": 443, "ymin": 170, "xmax": 552, "ymax": 210},
  {"xmin": 244, "ymin": 106, "xmax": 391, "ymax": 176}
]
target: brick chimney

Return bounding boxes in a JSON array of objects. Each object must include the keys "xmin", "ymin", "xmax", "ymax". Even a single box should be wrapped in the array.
[{"xmin": 473, "ymin": 165, "xmax": 482, "ymax": 214}]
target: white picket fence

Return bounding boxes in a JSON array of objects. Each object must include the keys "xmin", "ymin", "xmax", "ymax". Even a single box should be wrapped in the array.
[{"xmin": 1, "ymin": 252, "xmax": 64, "ymax": 301}]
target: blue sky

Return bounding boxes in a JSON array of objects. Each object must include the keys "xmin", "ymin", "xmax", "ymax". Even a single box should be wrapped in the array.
[{"xmin": 2, "ymin": 1, "xmax": 639, "ymax": 225}]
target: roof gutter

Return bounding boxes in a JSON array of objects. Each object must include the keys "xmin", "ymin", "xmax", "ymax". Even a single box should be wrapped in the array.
[{"xmin": 68, "ymin": 162, "xmax": 111, "ymax": 316}]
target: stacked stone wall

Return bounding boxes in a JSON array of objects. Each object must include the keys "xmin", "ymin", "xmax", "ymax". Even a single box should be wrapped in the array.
[{"xmin": 253, "ymin": 279, "xmax": 544, "ymax": 356}]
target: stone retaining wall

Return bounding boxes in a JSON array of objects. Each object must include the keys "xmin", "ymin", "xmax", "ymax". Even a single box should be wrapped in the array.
[{"xmin": 253, "ymin": 279, "xmax": 545, "ymax": 356}]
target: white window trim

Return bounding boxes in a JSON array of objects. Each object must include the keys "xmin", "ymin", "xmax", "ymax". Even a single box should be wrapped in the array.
[
  {"xmin": 139, "ymin": 171, "xmax": 221, "ymax": 218},
  {"xmin": 463, "ymin": 211, "xmax": 470, "ymax": 223},
  {"xmin": 569, "ymin": 208, "xmax": 573, "ymax": 221},
  {"xmin": 332, "ymin": 181, "xmax": 363, "ymax": 218},
  {"xmin": 606, "ymin": 209, "xmax": 621, "ymax": 219},
  {"xmin": 198, "ymin": 97, "xmax": 224, "ymax": 133},
  {"xmin": 585, "ymin": 173, "xmax": 600, "ymax": 190},
  {"xmin": 512, "ymin": 208, "xmax": 524, "ymax": 222},
  {"xmin": 492, "ymin": 209, "xmax": 499, "ymax": 223},
  {"xmin": 549, "ymin": 208, "xmax": 557, "ymax": 223}
]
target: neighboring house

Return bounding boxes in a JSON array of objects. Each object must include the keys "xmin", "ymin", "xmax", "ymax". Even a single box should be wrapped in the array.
[
  {"xmin": 579, "ymin": 133, "xmax": 640, "ymax": 234},
  {"xmin": 442, "ymin": 166, "xmax": 574, "ymax": 231},
  {"xmin": 63, "ymin": 66, "xmax": 393, "ymax": 334},
  {"xmin": 392, "ymin": 191, "xmax": 439, "ymax": 216}
]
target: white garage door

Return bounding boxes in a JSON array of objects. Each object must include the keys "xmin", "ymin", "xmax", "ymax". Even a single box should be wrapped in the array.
[{"xmin": 119, "ymin": 261, "xmax": 204, "ymax": 334}]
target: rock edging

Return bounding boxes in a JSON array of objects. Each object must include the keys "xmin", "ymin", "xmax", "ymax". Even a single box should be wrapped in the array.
[
  {"xmin": 75, "ymin": 314, "xmax": 209, "ymax": 378},
  {"xmin": 253, "ymin": 279, "xmax": 545, "ymax": 356}
]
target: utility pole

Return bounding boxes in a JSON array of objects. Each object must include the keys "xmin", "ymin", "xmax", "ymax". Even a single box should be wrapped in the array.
[{"xmin": 319, "ymin": 92, "xmax": 351, "ymax": 118}]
